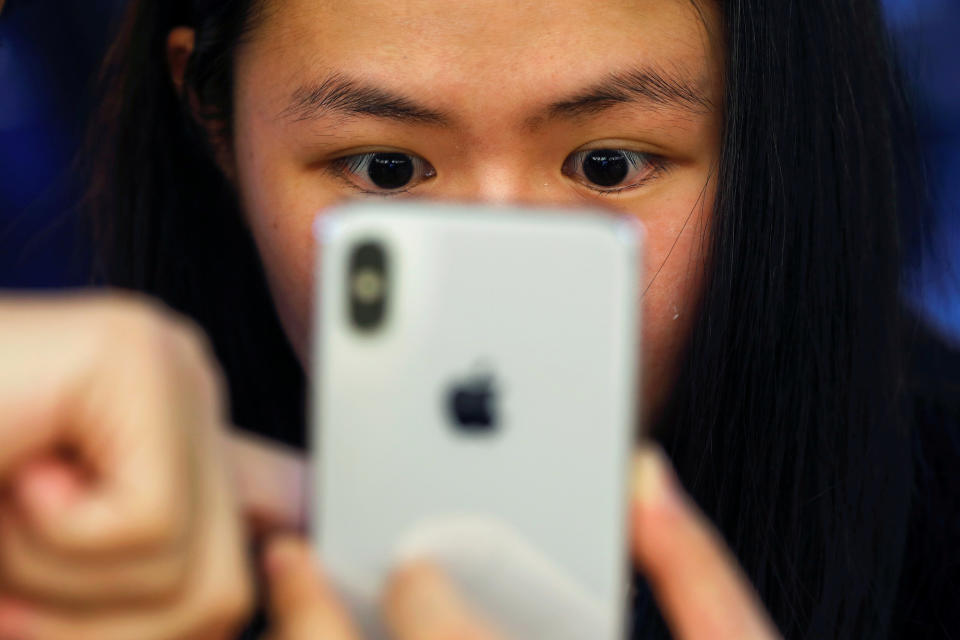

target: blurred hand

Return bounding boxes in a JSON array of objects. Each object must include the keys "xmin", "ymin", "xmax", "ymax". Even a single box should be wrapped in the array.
[
  {"xmin": 259, "ymin": 445, "xmax": 780, "ymax": 640},
  {"xmin": 0, "ymin": 294, "xmax": 253, "ymax": 639}
]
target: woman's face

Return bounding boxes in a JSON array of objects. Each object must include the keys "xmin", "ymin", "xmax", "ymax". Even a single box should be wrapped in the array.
[{"xmin": 227, "ymin": 0, "xmax": 723, "ymax": 422}]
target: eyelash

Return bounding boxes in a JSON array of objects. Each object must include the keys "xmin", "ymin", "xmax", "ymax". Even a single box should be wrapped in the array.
[
  {"xmin": 326, "ymin": 148, "xmax": 669, "ymax": 196},
  {"xmin": 561, "ymin": 149, "xmax": 669, "ymax": 194},
  {"xmin": 327, "ymin": 152, "xmax": 436, "ymax": 196}
]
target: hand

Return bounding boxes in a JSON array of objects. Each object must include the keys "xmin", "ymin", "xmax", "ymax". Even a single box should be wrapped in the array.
[
  {"xmin": 259, "ymin": 445, "xmax": 780, "ymax": 639},
  {"xmin": 0, "ymin": 294, "xmax": 253, "ymax": 639}
]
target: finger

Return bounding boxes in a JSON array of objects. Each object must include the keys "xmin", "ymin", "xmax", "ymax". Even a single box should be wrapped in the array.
[
  {"xmin": 0, "ymin": 407, "xmax": 189, "ymax": 607},
  {"xmin": 0, "ymin": 469, "xmax": 252, "ymax": 640},
  {"xmin": 225, "ymin": 431, "xmax": 307, "ymax": 537},
  {"xmin": 0, "ymin": 298, "xmax": 88, "ymax": 477},
  {"xmin": 0, "ymin": 294, "xmax": 167, "ymax": 479},
  {"xmin": 263, "ymin": 535, "xmax": 359, "ymax": 640},
  {"xmin": 39, "ymin": 320, "xmax": 198, "ymax": 555},
  {"xmin": 3, "ymin": 303, "xmax": 199, "ymax": 558},
  {"xmin": 630, "ymin": 445, "xmax": 780, "ymax": 640},
  {"xmin": 383, "ymin": 562, "xmax": 500, "ymax": 640},
  {"xmin": 0, "ymin": 593, "xmax": 245, "ymax": 640},
  {"xmin": 0, "ymin": 507, "xmax": 187, "ymax": 607},
  {"xmin": 7, "ymin": 371, "xmax": 193, "ymax": 559}
]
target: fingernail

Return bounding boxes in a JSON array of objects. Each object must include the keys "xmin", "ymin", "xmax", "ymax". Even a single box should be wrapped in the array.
[
  {"xmin": 633, "ymin": 445, "xmax": 680, "ymax": 508},
  {"xmin": 263, "ymin": 536, "xmax": 305, "ymax": 576},
  {"xmin": 389, "ymin": 563, "xmax": 460, "ymax": 625}
]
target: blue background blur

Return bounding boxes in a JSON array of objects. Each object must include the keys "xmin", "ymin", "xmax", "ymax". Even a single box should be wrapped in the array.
[{"xmin": 1, "ymin": 1, "xmax": 958, "ymax": 343}]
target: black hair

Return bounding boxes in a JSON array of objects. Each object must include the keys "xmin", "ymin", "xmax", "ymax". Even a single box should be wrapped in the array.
[
  {"xmin": 87, "ymin": 0, "xmax": 919, "ymax": 637},
  {"xmin": 646, "ymin": 0, "xmax": 917, "ymax": 636},
  {"xmin": 86, "ymin": 0, "xmax": 304, "ymax": 444}
]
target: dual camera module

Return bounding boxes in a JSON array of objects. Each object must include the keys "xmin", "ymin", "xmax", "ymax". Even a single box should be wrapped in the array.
[{"xmin": 348, "ymin": 240, "xmax": 389, "ymax": 331}]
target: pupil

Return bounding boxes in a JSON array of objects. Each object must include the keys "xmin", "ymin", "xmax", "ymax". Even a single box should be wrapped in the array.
[
  {"xmin": 583, "ymin": 150, "xmax": 628, "ymax": 187},
  {"xmin": 368, "ymin": 153, "xmax": 414, "ymax": 190}
]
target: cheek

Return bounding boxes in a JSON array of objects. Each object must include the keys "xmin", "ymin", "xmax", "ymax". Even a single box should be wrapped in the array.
[
  {"xmin": 636, "ymin": 187, "xmax": 713, "ymax": 421},
  {"xmin": 253, "ymin": 225, "xmax": 314, "ymax": 367},
  {"xmin": 231, "ymin": 111, "xmax": 338, "ymax": 367},
  {"xmin": 246, "ymin": 207, "xmax": 316, "ymax": 367}
]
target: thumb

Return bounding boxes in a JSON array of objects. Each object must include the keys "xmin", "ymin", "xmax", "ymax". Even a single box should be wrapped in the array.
[
  {"xmin": 630, "ymin": 445, "xmax": 780, "ymax": 640},
  {"xmin": 263, "ymin": 535, "xmax": 359, "ymax": 640}
]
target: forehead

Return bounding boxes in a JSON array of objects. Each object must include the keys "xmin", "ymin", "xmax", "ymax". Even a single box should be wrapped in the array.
[{"xmin": 239, "ymin": 0, "xmax": 722, "ymax": 121}]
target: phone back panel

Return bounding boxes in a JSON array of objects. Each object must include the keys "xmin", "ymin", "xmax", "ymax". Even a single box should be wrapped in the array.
[{"xmin": 312, "ymin": 202, "xmax": 640, "ymax": 637}]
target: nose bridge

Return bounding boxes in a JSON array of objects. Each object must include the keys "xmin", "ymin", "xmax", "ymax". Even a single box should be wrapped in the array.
[
  {"xmin": 423, "ymin": 82, "xmax": 585, "ymax": 207},
  {"xmin": 438, "ymin": 147, "xmax": 578, "ymax": 208},
  {"xmin": 470, "ymin": 161, "xmax": 545, "ymax": 205}
]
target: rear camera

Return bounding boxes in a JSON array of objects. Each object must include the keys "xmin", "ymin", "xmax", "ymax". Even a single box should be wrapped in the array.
[{"xmin": 348, "ymin": 240, "xmax": 389, "ymax": 331}]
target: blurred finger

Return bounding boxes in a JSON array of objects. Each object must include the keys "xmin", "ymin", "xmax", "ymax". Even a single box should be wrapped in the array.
[
  {"xmin": 42, "ymin": 330, "xmax": 196, "ymax": 556},
  {"xmin": 630, "ymin": 445, "xmax": 780, "ymax": 640},
  {"xmin": 0, "ymin": 508, "xmax": 187, "ymax": 607},
  {"xmin": 0, "ymin": 490, "xmax": 251, "ymax": 640},
  {"xmin": 383, "ymin": 562, "xmax": 500, "ymax": 640},
  {"xmin": 263, "ymin": 535, "xmax": 359, "ymax": 640},
  {"xmin": 7, "ymin": 334, "xmax": 196, "ymax": 559},
  {"xmin": 0, "ymin": 405, "xmax": 192, "ymax": 605},
  {"xmin": 226, "ymin": 431, "xmax": 306, "ymax": 537},
  {"xmin": 0, "ymin": 598, "xmax": 244, "ymax": 640},
  {"xmin": 0, "ymin": 296, "xmax": 252, "ymax": 636},
  {"xmin": 0, "ymin": 296, "xmax": 203, "ymax": 558}
]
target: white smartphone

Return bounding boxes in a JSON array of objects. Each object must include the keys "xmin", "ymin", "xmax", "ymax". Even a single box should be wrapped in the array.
[{"xmin": 311, "ymin": 201, "xmax": 641, "ymax": 639}]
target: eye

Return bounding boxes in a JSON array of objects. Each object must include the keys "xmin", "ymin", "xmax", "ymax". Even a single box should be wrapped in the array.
[
  {"xmin": 561, "ymin": 148, "xmax": 666, "ymax": 193},
  {"xmin": 330, "ymin": 151, "xmax": 436, "ymax": 194}
]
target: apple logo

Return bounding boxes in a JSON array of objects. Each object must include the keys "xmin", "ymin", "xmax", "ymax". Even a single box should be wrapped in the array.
[{"xmin": 447, "ymin": 373, "xmax": 498, "ymax": 433}]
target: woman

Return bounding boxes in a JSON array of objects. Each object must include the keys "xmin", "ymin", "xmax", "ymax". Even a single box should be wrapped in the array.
[{"xmin": 0, "ymin": 0, "xmax": 956, "ymax": 637}]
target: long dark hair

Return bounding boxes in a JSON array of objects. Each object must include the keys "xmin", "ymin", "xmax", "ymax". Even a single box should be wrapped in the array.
[
  {"xmin": 648, "ymin": 1, "xmax": 916, "ymax": 636},
  {"xmin": 87, "ymin": 0, "xmax": 918, "ymax": 637},
  {"xmin": 86, "ymin": 0, "xmax": 304, "ymax": 445}
]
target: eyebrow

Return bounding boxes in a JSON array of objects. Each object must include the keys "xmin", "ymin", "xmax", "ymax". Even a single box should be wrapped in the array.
[
  {"xmin": 545, "ymin": 67, "xmax": 713, "ymax": 119},
  {"xmin": 281, "ymin": 65, "xmax": 713, "ymax": 127},
  {"xmin": 281, "ymin": 73, "xmax": 452, "ymax": 126}
]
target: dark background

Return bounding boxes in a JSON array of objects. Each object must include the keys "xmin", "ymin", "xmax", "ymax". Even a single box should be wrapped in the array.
[{"xmin": 1, "ymin": 0, "xmax": 958, "ymax": 343}]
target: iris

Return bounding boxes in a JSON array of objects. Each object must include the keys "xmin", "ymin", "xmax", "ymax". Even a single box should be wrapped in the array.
[
  {"xmin": 367, "ymin": 153, "xmax": 414, "ymax": 190},
  {"xmin": 582, "ymin": 150, "xmax": 629, "ymax": 187}
]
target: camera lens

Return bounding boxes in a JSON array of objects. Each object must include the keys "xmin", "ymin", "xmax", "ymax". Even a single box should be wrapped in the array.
[{"xmin": 348, "ymin": 240, "xmax": 389, "ymax": 331}]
